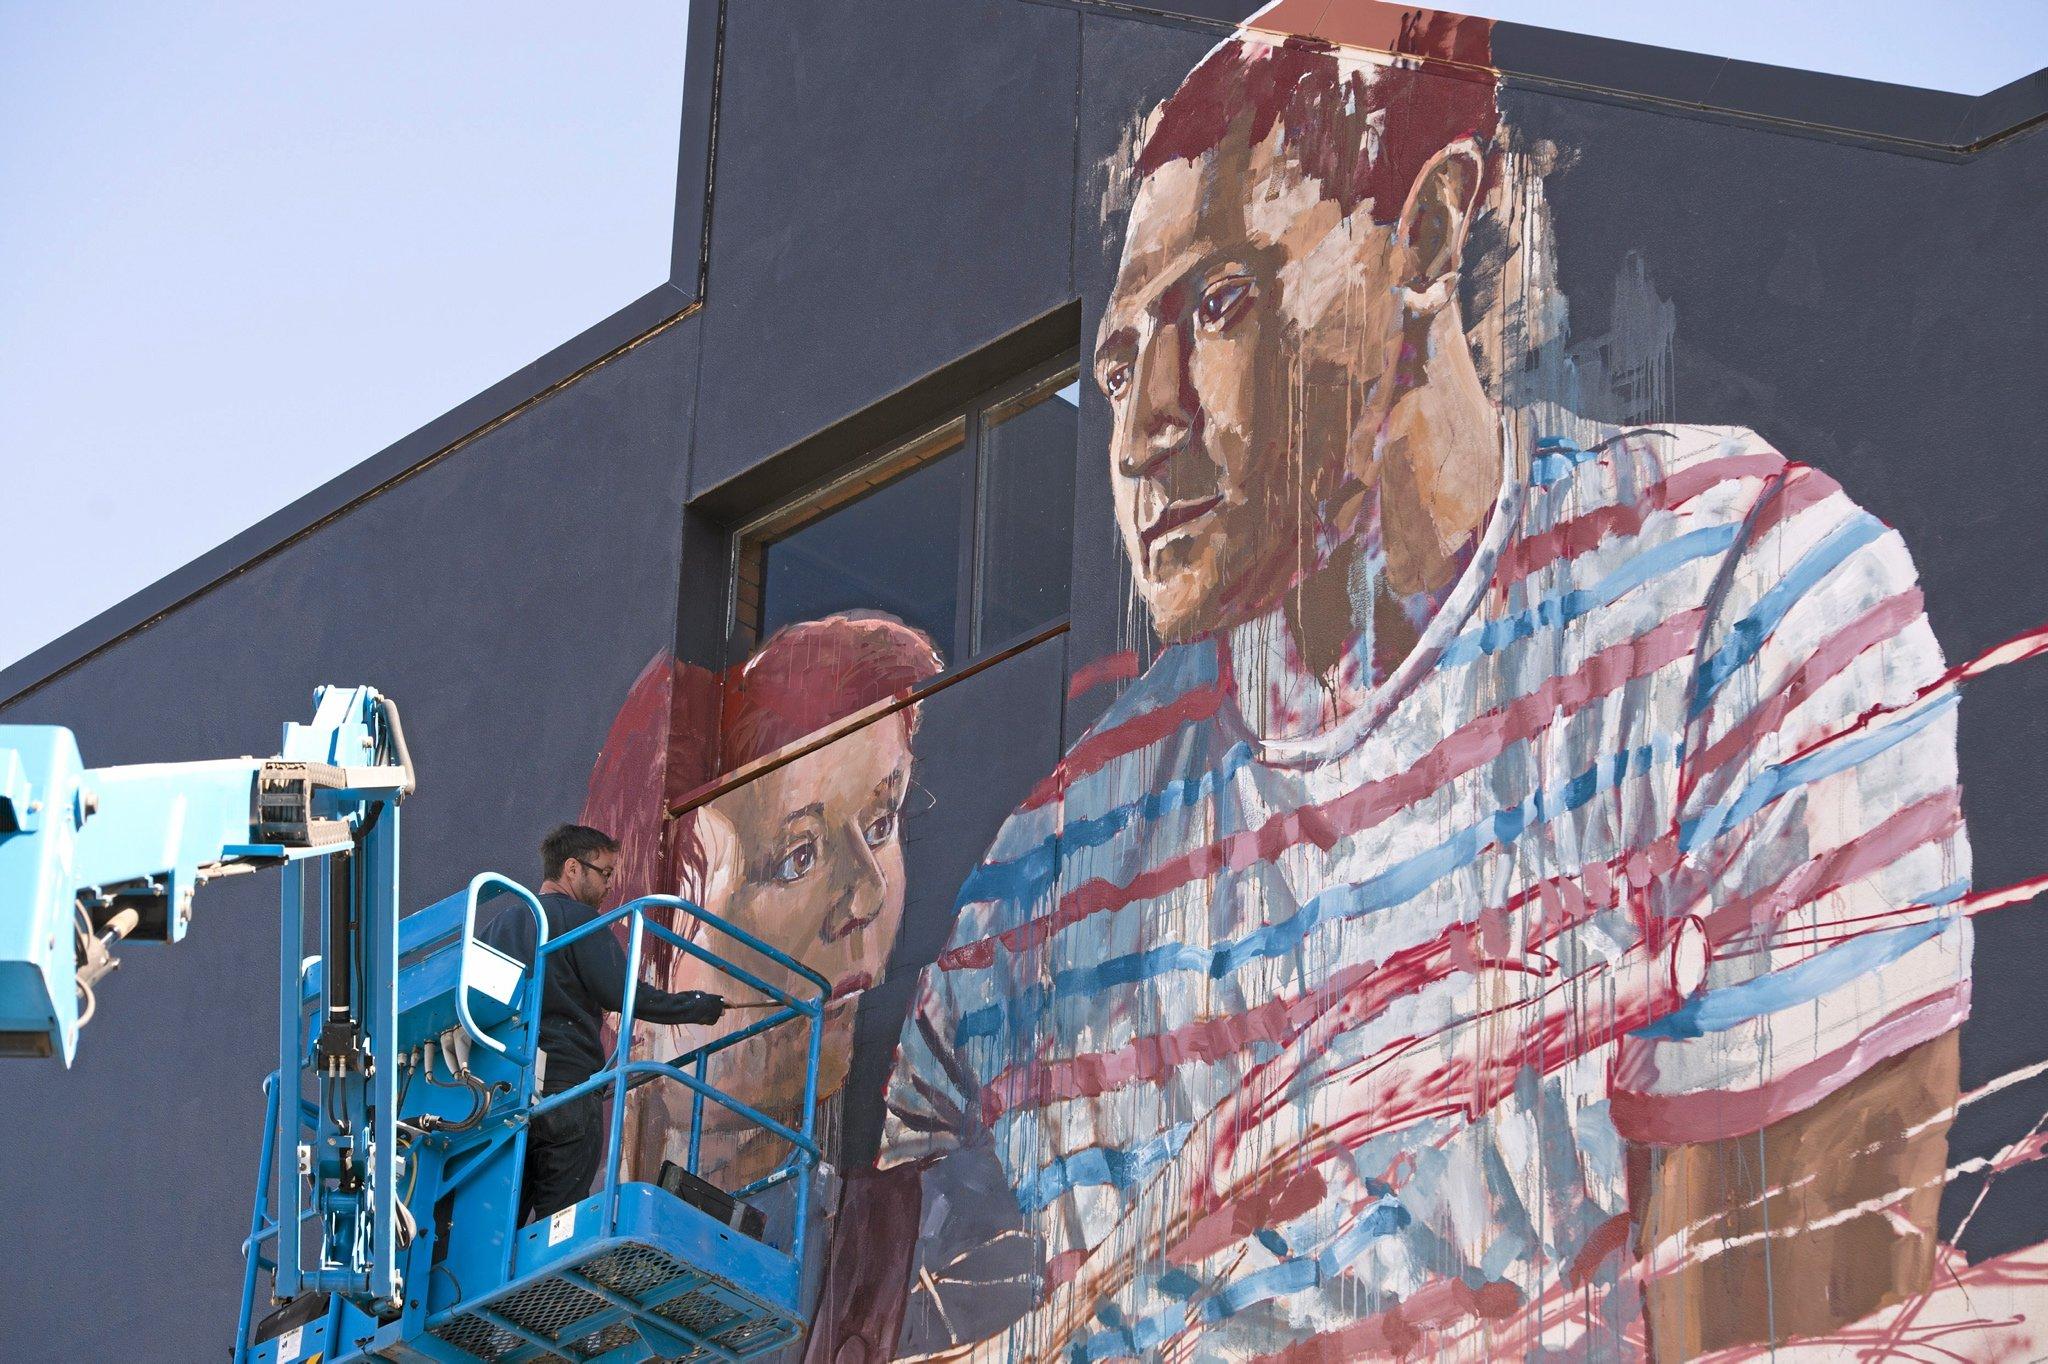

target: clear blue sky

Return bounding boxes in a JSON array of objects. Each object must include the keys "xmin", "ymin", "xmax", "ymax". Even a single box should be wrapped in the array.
[
  {"xmin": 1, "ymin": 3, "xmax": 688, "ymax": 673},
  {"xmin": 1458, "ymin": 0, "xmax": 2047, "ymax": 92},
  {"xmin": 3, "ymin": 1, "xmax": 2043, "ymax": 674}
]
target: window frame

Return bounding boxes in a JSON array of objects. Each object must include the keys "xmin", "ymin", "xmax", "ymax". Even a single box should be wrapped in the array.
[{"xmin": 724, "ymin": 350, "xmax": 1081, "ymax": 669}]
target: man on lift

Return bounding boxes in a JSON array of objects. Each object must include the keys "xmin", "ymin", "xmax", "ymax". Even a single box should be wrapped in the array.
[{"xmin": 483, "ymin": 824, "xmax": 726, "ymax": 1222}]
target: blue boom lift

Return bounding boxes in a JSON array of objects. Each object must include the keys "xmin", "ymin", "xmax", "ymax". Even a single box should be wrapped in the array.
[{"xmin": 0, "ymin": 687, "xmax": 826, "ymax": 1363}]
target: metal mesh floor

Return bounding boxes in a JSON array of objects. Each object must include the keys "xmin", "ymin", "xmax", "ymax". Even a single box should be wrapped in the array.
[{"xmin": 426, "ymin": 1241, "xmax": 797, "ymax": 1363}]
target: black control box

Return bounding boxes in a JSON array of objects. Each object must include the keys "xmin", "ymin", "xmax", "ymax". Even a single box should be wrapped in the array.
[{"xmin": 656, "ymin": 1160, "xmax": 766, "ymax": 1241}]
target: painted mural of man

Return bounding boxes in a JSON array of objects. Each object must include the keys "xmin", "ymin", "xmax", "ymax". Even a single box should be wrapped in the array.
[{"xmin": 838, "ymin": 7, "xmax": 1974, "ymax": 1361}]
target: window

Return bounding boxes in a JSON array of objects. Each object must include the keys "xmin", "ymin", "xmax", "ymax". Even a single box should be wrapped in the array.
[{"xmin": 731, "ymin": 357, "xmax": 1079, "ymax": 667}]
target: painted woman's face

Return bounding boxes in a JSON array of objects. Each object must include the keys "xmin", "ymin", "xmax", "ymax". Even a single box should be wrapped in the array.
[{"xmin": 714, "ymin": 718, "xmax": 914, "ymax": 1009}]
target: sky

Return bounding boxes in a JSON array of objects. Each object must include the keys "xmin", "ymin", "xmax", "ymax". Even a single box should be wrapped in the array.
[
  {"xmin": 0, "ymin": 3, "xmax": 689, "ymax": 674},
  {"xmin": 2, "ymin": 1, "xmax": 2044, "ymax": 676},
  {"xmin": 1455, "ymin": 0, "xmax": 2047, "ymax": 93}
]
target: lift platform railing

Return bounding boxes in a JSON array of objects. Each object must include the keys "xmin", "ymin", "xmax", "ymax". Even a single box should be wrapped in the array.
[
  {"xmin": 525, "ymin": 893, "xmax": 829, "ymax": 1261},
  {"xmin": 237, "ymin": 886, "xmax": 825, "ymax": 1362}
]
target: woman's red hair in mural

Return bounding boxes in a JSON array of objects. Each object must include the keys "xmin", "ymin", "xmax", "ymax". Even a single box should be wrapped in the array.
[
  {"xmin": 580, "ymin": 613, "xmax": 942, "ymax": 957},
  {"xmin": 714, "ymin": 613, "xmax": 943, "ymax": 775}
]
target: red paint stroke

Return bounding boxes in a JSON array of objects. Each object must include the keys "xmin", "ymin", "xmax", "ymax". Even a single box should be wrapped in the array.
[
  {"xmin": 1780, "ymin": 619, "xmax": 2048, "ymax": 769},
  {"xmin": 1748, "ymin": 870, "xmax": 2048, "ymax": 957},
  {"xmin": 1568, "ymin": 1212, "xmax": 1636, "ymax": 1289},
  {"xmin": 955, "ymin": 609, "xmax": 1702, "ymax": 970},
  {"xmin": 1609, "ymin": 981, "xmax": 1970, "ymax": 1146},
  {"xmin": 1044, "ymin": 1247, "xmax": 1088, "ymax": 1291},
  {"xmin": 1240, "ymin": 1272, "xmax": 1521, "ymax": 1364},
  {"xmin": 1068, "ymin": 650, "xmax": 1141, "ymax": 701},
  {"xmin": 1680, "ymin": 586, "xmax": 1924, "ymax": 804},
  {"xmin": 1214, "ymin": 943, "xmax": 1678, "ymax": 1168},
  {"xmin": 1171, "ymin": 1163, "xmax": 1328, "ymax": 1266},
  {"xmin": 1741, "ymin": 460, "xmax": 1842, "ymax": 542},
  {"xmin": 1701, "ymin": 787, "xmax": 1964, "ymax": 944},
  {"xmin": 1494, "ymin": 449, "xmax": 1785, "ymax": 591},
  {"xmin": 1018, "ymin": 684, "xmax": 1225, "ymax": 813}
]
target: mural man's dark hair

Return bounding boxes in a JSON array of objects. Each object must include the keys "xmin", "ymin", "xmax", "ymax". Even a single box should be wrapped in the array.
[{"xmin": 541, "ymin": 823, "xmax": 619, "ymax": 881}]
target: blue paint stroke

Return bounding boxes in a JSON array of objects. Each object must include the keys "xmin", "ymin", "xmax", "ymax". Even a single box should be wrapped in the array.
[
  {"xmin": 956, "ymin": 741, "xmax": 1675, "ymax": 1048},
  {"xmin": 1528, "ymin": 435, "xmax": 1595, "ymax": 488},
  {"xmin": 1690, "ymin": 510, "xmax": 1885, "ymax": 718},
  {"xmin": 1636, "ymin": 884, "xmax": 1966, "ymax": 1041},
  {"xmin": 1016, "ymin": 1122, "xmax": 1194, "ymax": 1215},
  {"xmin": 1438, "ymin": 523, "xmax": 1739, "ymax": 672},
  {"xmin": 1679, "ymin": 690, "xmax": 1958, "ymax": 854},
  {"xmin": 1071, "ymin": 1195, "xmax": 1413, "ymax": 1359}
]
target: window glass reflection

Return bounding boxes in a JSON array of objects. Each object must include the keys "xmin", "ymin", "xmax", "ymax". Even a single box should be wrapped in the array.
[
  {"xmin": 977, "ymin": 382, "xmax": 1078, "ymax": 649},
  {"xmin": 758, "ymin": 443, "xmax": 968, "ymax": 660}
]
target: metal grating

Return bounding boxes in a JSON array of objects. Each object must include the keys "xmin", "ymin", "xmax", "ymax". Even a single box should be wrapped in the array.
[
  {"xmin": 427, "ymin": 1241, "xmax": 793, "ymax": 1363},
  {"xmin": 582, "ymin": 1244, "xmax": 681, "ymax": 1300},
  {"xmin": 567, "ymin": 1319, "xmax": 644, "ymax": 1357},
  {"xmin": 432, "ymin": 1310, "xmax": 568, "ymax": 1362}
]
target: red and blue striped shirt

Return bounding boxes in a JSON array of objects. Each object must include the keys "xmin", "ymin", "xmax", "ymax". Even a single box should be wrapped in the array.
[{"xmin": 880, "ymin": 424, "xmax": 1971, "ymax": 1358}]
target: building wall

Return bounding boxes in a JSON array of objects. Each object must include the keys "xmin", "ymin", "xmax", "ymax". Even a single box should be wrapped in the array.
[{"xmin": 3, "ymin": 2, "xmax": 2045, "ymax": 1359}]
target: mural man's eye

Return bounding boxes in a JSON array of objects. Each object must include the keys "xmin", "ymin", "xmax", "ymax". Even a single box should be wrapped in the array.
[
  {"xmin": 1101, "ymin": 362, "xmax": 1132, "ymax": 400},
  {"xmin": 864, "ymin": 811, "xmax": 898, "ymax": 849},
  {"xmin": 774, "ymin": 840, "xmax": 818, "ymax": 884},
  {"xmin": 1196, "ymin": 276, "xmax": 1254, "ymax": 332}
]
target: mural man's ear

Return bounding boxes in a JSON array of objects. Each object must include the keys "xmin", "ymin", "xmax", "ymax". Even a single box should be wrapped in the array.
[{"xmin": 1396, "ymin": 138, "xmax": 1486, "ymax": 317}]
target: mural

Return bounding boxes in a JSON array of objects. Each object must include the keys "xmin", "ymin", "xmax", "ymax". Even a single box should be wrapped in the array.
[
  {"xmin": 576, "ymin": 5, "xmax": 2048, "ymax": 1360},
  {"xmin": 586, "ymin": 613, "xmax": 943, "ymax": 1207}
]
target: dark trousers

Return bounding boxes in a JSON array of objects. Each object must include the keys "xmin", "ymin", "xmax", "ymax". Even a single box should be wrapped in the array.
[{"xmin": 521, "ymin": 1090, "xmax": 603, "ymax": 1224}]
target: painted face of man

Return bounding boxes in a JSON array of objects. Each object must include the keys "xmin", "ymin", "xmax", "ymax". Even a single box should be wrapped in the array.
[
  {"xmin": 715, "ymin": 719, "xmax": 913, "ymax": 1009},
  {"xmin": 1096, "ymin": 116, "xmax": 1413, "ymax": 641}
]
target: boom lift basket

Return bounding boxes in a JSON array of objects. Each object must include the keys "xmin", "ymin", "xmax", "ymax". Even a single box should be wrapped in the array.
[{"xmin": 241, "ymin": 889, "xmax": 827, "ymax": 1364}]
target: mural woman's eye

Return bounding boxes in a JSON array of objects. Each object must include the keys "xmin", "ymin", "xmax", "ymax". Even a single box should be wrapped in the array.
[
  {"xmin": 773, "ymin": 839, "xmax": 818, "ymax": 884},
  {"xmin": 1196, "ymin": 276, "xmax": 1255, "ymax": 332},
  {"xmin": 863, "ymin": 811, "xmax": 898, "ymax": 849},
  {"xmin": 1101, "ymin": 362, "xmax": 1132, "ymax": 400}
]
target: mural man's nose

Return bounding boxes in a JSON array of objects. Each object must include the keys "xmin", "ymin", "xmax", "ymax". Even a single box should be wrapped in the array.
[{"xmin": 1123, "ymin": 325, "xmax": 1195, "ymax": 478}]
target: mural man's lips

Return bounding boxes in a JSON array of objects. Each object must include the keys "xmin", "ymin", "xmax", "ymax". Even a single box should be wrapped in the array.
[{"xmin": 1140, "ymin": 495, "xmax": 1225, "ymax": 565}]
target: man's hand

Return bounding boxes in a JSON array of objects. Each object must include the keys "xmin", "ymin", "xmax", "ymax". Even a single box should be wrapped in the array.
[{"xmin": 682, "ymin": 991, "xmax": 725, "ymax": 1025}]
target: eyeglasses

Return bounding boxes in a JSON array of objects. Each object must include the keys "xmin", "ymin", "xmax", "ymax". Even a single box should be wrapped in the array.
[{"xmin": 573, "ymin": 857, "xmax": 617, "ymax": 884}]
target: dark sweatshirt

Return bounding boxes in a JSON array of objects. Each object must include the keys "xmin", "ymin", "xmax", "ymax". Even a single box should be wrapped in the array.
[{"xmin": 480, "ymin": 890, "xmax": 723, "ymax": 1089}]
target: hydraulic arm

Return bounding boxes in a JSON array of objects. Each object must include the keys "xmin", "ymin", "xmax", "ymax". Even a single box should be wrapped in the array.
[{"xmin": 0, "ymin": 684, "xmax": 413, "ymax": 1064}]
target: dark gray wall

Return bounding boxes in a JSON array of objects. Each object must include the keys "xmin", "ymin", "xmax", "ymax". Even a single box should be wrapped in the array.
[
  {"xmin": 688, "ymin": 0, "xmax": 1079, "ymax": 492},
  {"xmin": 0, "ymin": 315, "xmax": 701, "ymax": 1359},
  {"xmin": 3, "ymin": 1, "xmax": 2045, "ymax": 1356}
]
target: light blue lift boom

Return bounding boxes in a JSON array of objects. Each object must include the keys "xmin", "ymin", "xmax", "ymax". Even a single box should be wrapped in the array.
[
  {"xmin": 0, "ymin": 684, "xmax": 415, "ymax": 1065},
  {"xmin": 0, "ymin": 688, "xmax": 827, "ymax": 1364}
]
